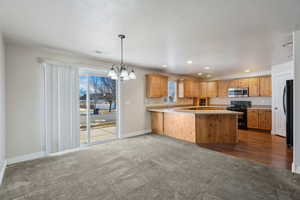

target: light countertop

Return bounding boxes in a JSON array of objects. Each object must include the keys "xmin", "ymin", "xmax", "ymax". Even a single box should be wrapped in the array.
[
  {"xmin": 148, "ymin": 106, "xmax": 242, "ymax": 115},
  {"xmin": 247, "ymin": 106, "xmax": 272, "ymax": 110}
]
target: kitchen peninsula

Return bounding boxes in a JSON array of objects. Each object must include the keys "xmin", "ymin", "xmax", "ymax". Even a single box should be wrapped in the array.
[{"xmin": 148, "ymin": 106, "xmax": 242, "ymax": 144}]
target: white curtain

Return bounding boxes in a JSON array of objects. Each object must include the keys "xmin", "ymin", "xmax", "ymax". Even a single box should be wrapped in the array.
[{"xmin": 42, "ymin": 63, "xmax": 80, "ymax": 154}]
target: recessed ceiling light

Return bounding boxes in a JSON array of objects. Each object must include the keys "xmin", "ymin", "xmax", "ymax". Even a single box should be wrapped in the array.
[
  {"xmin": 162, "ymin": 65, "xmax": 167, "ymax": 68},
  {"xmin": 197, "ymin": 72, "xmax": 203, "ymax": 76},
  {"xmin": 187, "ymin": 60, "xmax": 193, "ymax": 64},
  {"xmin": 245, "ymin": 69, "xmax": 251, "ymax": 73},
  {"xmin": 204, "ymin": 66, "xmax": 210, "ymax": 70},
  {"xmin": 206, "ymin": 74, "xmax": 212, "ymax": 78}
]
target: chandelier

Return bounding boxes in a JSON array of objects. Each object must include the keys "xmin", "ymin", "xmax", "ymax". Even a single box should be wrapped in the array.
[{"xmin": 107, "ymin": 34, "xmax": 136, "ymax": 80}]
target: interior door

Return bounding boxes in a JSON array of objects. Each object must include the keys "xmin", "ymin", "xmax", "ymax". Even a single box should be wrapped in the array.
[{"xmin": 272, "ymin": 73, "xmax": 292, "ymax": 136}]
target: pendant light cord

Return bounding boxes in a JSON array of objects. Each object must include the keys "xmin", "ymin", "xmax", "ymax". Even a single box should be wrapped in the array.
[{"xmin": 120, "ymin": 36, "xmax": 123, "ymax": 66}]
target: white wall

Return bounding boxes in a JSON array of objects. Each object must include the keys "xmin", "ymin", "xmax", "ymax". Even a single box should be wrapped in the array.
[
  {"xmin": 0, "ymin": 32, "xmax": 6, "ymax": 170},
  {"xmin": 5, "ymin": 43, "xmax": 192, "ymax": 159},
  {"xmin": 293, "ymin": 31, "xmax": 300, "ymax": 173}
]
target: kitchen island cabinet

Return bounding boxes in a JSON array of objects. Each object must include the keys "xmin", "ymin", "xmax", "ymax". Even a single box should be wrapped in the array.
[{"xmin": 149, "ymin": 106, "xmax": 241, "ymax": 144}]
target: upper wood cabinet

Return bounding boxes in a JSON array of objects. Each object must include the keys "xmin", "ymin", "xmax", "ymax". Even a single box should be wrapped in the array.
[
  {"xmin": 259, "ymin": 76, "xmax": 272, "ymax": 97},
  {"xmin": 199, "ymin": 81, "xmax": 218, "ymax": 98},
  {"xmin": 178, "ymin": 79, "xmax": 199, "ymax": 98},
  {"xmin": 183, "ymin": 80, "xmax": 193, "ymax": 97},
  {"xmin": 238, "ymin": 78, "xmax": 249, "ymax": 88},
  {"xmin": 146, "ymin": 74, "xmax": 168, "ymax": 98},
  {"xmin": 218, "ymin": 80, "xmax": 230, "ymax": 97},
  {"xmin": 207, "ymin": 81, "xmax": 218, "ymax": 97},
  {"xmin": 248, "ymin": 77, "xmax": 259, "ymax": 97},
  {"xmin": 228, "ymin": 79, "xmax": 239, "ymax": 88},
  {"xmin": 199, "ymin": 82, "xmax": 208, "ymax": 98}
]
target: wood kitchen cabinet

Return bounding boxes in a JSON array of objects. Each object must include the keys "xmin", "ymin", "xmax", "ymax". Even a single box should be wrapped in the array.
[
  {"xmin": 248, "ymin": 77, "xmax": 260, "ymax": 97},
  {"xmin": 146, "ymin": 74, "xmax": 168, "ymax": 98},
  {"xmin": 228, "ymin": 79, "xmax": 239, "ymax": 88},
  {"xmin": 206, "ymin": 81, "xmax": 218, "ymax": 97},
  {"xmin": 199, "ymin": 81, "xmax": 217, "ymax": 98},
  {"xmin": 247, "ymin": 110, "xmax": 259, "ymax": 129},
  {"xmin": 259, "ymin": 76, "xmax": 272, "ymax": 97},
  {"xmin": 247, "ymin": 109, "xmax": 272, "ymax": 130},
  {"xmin": 178, "ymin": 79, "xmax": 199, "ymax": 98},
  {"xmin": 238, "ymin": 78, "xmax": 249, "ymax": 88},
  {"xmin": 218, "ymin": 80, "xmax": 230, "ymax": 97},
  {"xmin": 258, "ymin": 110, "xmax": 272, "ymax": 130},
  {"xmin": 199, "ymin": 82, "xmax": 208, "ymax": 98},
  {"xmin": 151, "ymin": 112, "xmax": 164, "ymax": 134}
]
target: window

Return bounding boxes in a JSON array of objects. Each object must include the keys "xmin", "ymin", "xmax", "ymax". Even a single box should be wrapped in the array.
[{"xmin": 168, "ymin": 80, "xmax": 177, "ymax": 103}]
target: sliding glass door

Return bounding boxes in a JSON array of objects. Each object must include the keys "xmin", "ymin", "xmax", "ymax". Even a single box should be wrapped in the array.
[{"xmin": 79, "ymin": 72, "xmax": 117, "ymax": 145}]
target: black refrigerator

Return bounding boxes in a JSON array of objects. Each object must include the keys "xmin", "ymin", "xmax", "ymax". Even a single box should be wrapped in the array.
[{"xmin": 284, "ymin": 80, "xmax": 293, "ymax": 147}]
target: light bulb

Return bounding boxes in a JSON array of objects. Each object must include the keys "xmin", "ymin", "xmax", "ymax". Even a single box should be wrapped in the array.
[
  {"xmin": 108, "ymin": 67, "xmax": 117, "ymax": 78},
  {"xmin": 123, "ymin": 75, "xmax": 130, "ymax": 81},
  {"xmin": 111, "ymin": 74, "xmax": 118, "ymax": 80},
  {"xmin": 129, "ymin": 70, "xmax": 136, "ymax": 80},
  {"xmin": 120, "ymin": 67, "xmax": 129, "ymax": 78}
]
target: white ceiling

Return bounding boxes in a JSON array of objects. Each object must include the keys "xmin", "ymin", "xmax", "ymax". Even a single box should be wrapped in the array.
[{"xmin": 0, "ymin": 0, "xmax": 299, "ymax": 77}]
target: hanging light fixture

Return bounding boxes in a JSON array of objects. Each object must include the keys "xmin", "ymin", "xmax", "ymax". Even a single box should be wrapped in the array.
[{"xmin": 107, "ymin": 34, "xmax": 136, "ymax": 81}]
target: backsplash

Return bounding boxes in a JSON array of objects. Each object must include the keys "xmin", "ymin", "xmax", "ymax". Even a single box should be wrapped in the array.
[
  {"xmin": 145, "ymin": 97, "xmax": 193, "ymax": 106},
  {"xmin": 210, "ymin": 97, "xmax": 272, "ymax": 106}
]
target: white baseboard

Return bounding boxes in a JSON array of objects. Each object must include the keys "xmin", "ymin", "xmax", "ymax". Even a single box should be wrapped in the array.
[
  {"xmin": 292, "ymin": 162, "xmax": 300, "ymax": 174},
  {"xmin": 271, "ymin": 130, "xmax": 276, "ymax": 135},
  {"xmin": 6, "ymin": 130, "xmax": 151, "ymax": 165},
  {"xmin": 122, "ymin": 129, "xmax": 151, "ymax": 138},
  {"xmin": 49, "ymin": 146, "xmax": 90, "ymax": 157},
  {"xmin": 7, "ymin": 152, "xmax": 46, "ymax": 165},
  {"xmin": 0, "ymin": 160, "xmax": 7, "ymax": 185}
]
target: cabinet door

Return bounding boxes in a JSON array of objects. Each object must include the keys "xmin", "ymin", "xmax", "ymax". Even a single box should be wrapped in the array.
[
  {"xmin": 192, "ymin": 80, "xmax": 200, "ymax": 97},
  {"xmin": 218, "ymin": 80, "xmax": 230, "ymax": 97},
  {"xmin": 265, "ymin": 110, "xmax": 272, "ymax": 130},
  {"xmin": 151, "ymin": 112, "xmax": 164, "ymax": 134},
  {"xmin": 238, "ymin": 78, "xmax": 249, "ymax": 88},
  {"xmin": 247, "ymin": 110, "xmax": 259, "ymax": 129},
  {"xmin": 160, "ymin": 76, "xmax": 168, "ymax": 97},
  {"xmin": 207, "ymin": 81, "xmax": 218, "ymax": 97},
  {"xmin": 228, "ymin": 79, "xmax": 238, "ymax": 88},
  {"xmin": 248, "ymin": 77, "xmax": 259, "ymax": 97},
  {"xmin": 258, "ymin": 110, "xmax": 266, "ymax": 129},
  {"xmin": 259, "ymin": 76, "xmax": 272, "ymax": 96},
  {"xmin": 258, "ymin": 110, "xmax": 272, "ymax": 130},
  {"xmin": 184, "ymin": 80, "xmax": 193, "ymax": 97},
  {"xmin": 199, "ymin": 82, "xmax": 208, "ymax": 98},
  {"xmin": 146, "ymin": 75, "xmax": 162, "ymax": 97}
]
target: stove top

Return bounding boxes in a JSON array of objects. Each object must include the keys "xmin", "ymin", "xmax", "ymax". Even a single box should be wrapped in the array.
[{"xmin": 227, "ymin": 101, "xmax": 251, "ymax": 111}]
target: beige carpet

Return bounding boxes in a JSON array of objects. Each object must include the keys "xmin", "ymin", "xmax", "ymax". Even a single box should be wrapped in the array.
[{"xmin": 1, "ymin": 134, "xmax": 300, "ymax": 200}]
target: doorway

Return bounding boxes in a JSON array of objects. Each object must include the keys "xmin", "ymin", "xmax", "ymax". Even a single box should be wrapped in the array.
[{"xmin": 79, "ymin": 71, "xmax": 118, "ymax": 145}]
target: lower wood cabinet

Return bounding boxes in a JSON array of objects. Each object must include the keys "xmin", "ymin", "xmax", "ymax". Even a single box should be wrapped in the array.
[
  {"xmin": 247, "ymin": 109, "xmax": 272, "ymax": 130},
  {"xmin": 247, "ymin": 110, "xmax": 259, "ymax": 129},
  {"xmin": 151, "ymin": 112, "xmax": 164, "ymax": 134}
]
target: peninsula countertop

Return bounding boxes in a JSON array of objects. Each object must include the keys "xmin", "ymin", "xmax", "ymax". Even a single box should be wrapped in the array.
[{"xmin": 147, "ymin": 106, "xmax": 242, "ymax": 115}]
